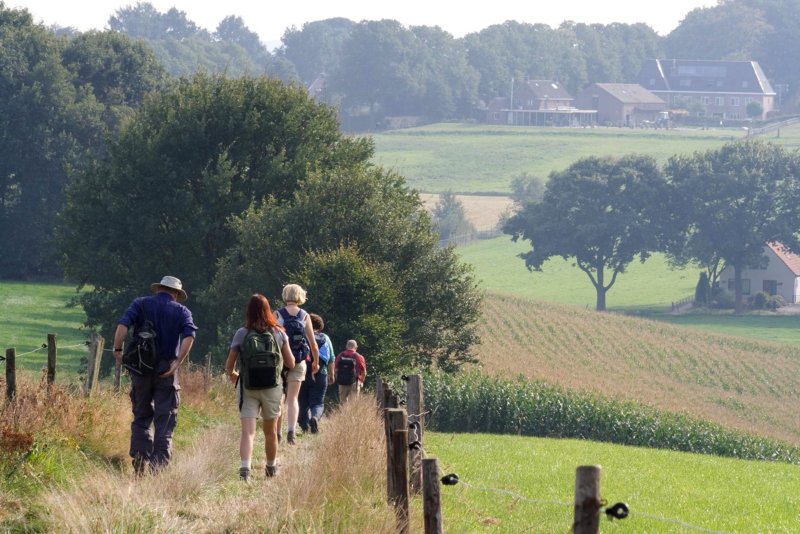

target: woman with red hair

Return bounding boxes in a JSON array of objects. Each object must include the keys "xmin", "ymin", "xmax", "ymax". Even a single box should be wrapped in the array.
[{"xmin": 225, "ymin": 294, "xmax": 294, "ymax": 481}]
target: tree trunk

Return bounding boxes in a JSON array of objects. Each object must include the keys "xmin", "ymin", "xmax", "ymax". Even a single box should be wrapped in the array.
[
  {"xmin": 595, "ymin": 266, "xmax": 607, "ymax": 311},
  {"xmin": 734, "ymin": 263, "xmax": 745, "ymax": 314}
]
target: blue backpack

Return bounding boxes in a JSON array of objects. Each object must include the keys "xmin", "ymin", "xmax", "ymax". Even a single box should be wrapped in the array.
[
  {"xmin": 314, "ymin": 332, "xmax": 330, "ymax": 364},
  {"xmin": 278, "ymin": 308, "xmax": 309, "ymax": 363}
]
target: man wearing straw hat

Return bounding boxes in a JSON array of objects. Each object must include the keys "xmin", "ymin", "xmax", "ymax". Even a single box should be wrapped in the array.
[{"xmin": 112, "ymin": 275, "xmax": 197, "ymax": 475}]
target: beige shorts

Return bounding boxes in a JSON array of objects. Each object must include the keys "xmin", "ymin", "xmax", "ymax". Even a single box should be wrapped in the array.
[
  {"xmin": 285, "ymin": 359, "xmax": 307, "ymax": 383},
  {"xmin": 238, "ymin": 382, "xmax": 283, "ymax": 420}
]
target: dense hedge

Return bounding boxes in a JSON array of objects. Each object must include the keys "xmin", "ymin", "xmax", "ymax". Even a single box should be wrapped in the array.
[{"xmin": 421, "ymin": 371, "xmax": 800, "ymax": 464}]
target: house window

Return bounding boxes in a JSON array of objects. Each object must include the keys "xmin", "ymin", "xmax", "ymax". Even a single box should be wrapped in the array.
[
  {"xmin": 728, "ymin": 279, "xmax": 751, "ymax": 294},
  {"xmin": 763, "ymin": 280, "xmax": 778, "ymax": 295},
  {"xmin": 731, "ymin": 97, "xmax": 740, "ymax": 106},
  {"xmin": 702, "ymin": 96, "xmax": 710, "ymax": 105},
  {"xmin": 742, "ymin": 81, "xmax": 749, "ymax": 89},
  {"xmin": 715, "ymin": 96, "xmax": 724, "ymax": 106}
]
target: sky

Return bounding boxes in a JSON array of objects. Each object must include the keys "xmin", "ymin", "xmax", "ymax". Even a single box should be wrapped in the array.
[{"xmin": 10, "ymin": 0, "xmax": 718, "ymax": 48}]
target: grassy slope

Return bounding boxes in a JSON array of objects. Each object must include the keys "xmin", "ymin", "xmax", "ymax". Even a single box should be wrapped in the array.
[
  {"xmin": 0, "ymin": 281, "xmax": 88, "ymax": 375},
  {"xmin": 474, "ymin": 293, "xmax": 800, "ymax": 445},
  {"xmin": 426, "ymin": 432, "xmax": 800, "ymax": 533},
  {"xmin": 372, "ymin": 123, "xmax": 749, "ymax": 193}
]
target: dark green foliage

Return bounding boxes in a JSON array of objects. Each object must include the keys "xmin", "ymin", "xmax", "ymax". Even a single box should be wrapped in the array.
[
  {"xmin": 423, "ymin": 371, "xmax": 800, "ymax": 464},
  {"xmin": 509, "ymin": 173, "xmax": 545, "ymax": 207},
  {"xmin": 504, "ymin": 154, "xmax": 669, "ymax": 310},
  {"xmin": 747, "ymin": 100, "xmax": 764, "ymax": 118},
  {"xmin": 292, "ymin": 246, "xmax": 407, "ymax": 383},
  {"xmin": 666, "ymin": 141, "xmax": 800, "ymax": 313},
  {"xmin": 58, "ymin": 74, "xmax": 370, "ymax": 356},
  {"xmin": 205, "ymin": 165, "xmax": 482, "ymax": 371}
]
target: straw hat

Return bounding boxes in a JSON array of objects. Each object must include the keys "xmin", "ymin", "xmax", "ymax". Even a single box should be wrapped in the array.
[{"xmin": 151, "ymin": 275, "xmax": 188, "ymax": 302}]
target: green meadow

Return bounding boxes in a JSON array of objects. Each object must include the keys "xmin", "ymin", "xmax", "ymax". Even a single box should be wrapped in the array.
[
  {"xmin": 458, "ymin": 236, "xmax": 699, "ymax": 309},
  {"xmin": 372, "ymin": 123, "xmax": 750, "ymax": 193},
  {"xmin": 427, "ymin": 432, "xmax": 800, "ymax": 533},
  {"xmin": 0, "ymin": 281, "xmax": 88, "ymax": 375}
]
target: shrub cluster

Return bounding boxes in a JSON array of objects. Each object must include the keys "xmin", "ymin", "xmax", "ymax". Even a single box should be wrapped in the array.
[{"xmin": 422, "ymin": 371, "xmax": 800, "ymax": 464}]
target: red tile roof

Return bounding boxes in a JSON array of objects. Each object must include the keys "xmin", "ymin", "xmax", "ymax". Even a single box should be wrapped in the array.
[{"xmin": 767, "ymin": 242, "xmax": 800, "ymax": 276}]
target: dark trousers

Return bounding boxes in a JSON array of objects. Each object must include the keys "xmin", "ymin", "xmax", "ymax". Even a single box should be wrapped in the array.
[
  {"xmin": 298, "ymin": 367, "xmax": 328, "ymax": 431},
  {"xmin": 129, "ymin": 372, "xmax": 180, "ymax": 468}
]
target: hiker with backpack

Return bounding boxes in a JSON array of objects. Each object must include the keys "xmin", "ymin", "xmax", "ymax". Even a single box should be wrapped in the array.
[
  {"xmin": 274, "ymin": 284, "xmax": 319, "ymax": 445},
  {"xmin": 112, "ymin": 275, "xmax": 197, "ymax": 476},
  {"xmin": 298, "ymin": 313, "xmax": 335, "ymax": 434},
  {"xmin": 224, "ymin": 293, "xmax": 295, "ymax": 481},
  {"xmin": 334, "ymin": 340, "xmax": 366, "ymax": 403}
]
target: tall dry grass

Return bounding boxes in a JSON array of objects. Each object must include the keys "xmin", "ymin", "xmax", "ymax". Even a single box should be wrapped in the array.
[{"xmin": 42, "ymin": 395, "xmax": 409, "ymax": 533}]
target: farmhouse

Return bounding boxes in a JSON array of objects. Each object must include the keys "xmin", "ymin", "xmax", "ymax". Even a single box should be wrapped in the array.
[
  {"xmin": 637, "ymin": 59, "xmax": 775, "ymax": 120},
  {"xmin": 485, "ymin": 78, "xmax": 596, "ymax": 126},
  {"xmin": 718, "ymin": 242, "xmax": 800, "ymax": 303},
  {"xmin": 574, "ymin": 83, "xmax": 666, "ymax": 127}
]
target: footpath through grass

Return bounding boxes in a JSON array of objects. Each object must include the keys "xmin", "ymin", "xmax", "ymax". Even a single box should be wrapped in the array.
[{"xmin": 427, "ymin": 432, "xmax": 800, "ymax": 533}]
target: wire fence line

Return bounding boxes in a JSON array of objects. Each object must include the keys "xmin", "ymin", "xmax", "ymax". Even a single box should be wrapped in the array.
[
  {"xmin": 387, "ymin": 379, "xmax": 738, "ymax": 534},
  {"xmin": 438, "ymin": 227, "xmax": 503, "ymax": 248}
]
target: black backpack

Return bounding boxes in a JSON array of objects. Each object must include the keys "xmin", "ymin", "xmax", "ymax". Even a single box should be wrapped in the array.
[
  {"xmin": 336, "ymin": 352, "xmax": 357, "ymax": 386},
  {"xmin": 278, "ymin": 308, "xmax": 309, "ymax": 363},
  {"xmin": 239, "ymin": 329, "xmax": 282, "ymax": 389},
  {"xmin": 122, "ymin": 300, "xmax": 157, "ymax": 376}
]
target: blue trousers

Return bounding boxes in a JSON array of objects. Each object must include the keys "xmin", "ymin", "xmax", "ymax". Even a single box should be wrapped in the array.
[
  {"xmin": 129, "ymin": 371, "xmax": 180, "ymax": 468},
  {"xmin": 298, "ymin": 366, "xmax": 328, "ymax": 431}
]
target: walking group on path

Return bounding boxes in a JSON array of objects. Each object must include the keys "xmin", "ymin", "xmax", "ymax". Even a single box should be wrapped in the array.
[{"xmin": 112, "ymin": 277, "xmax": 367, "ymax": 480}]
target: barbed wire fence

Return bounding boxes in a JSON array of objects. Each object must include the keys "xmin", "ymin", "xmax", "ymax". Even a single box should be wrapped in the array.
[{"xmin": 378, "ymin": 375, "xmax": 737, "ymax": 534}]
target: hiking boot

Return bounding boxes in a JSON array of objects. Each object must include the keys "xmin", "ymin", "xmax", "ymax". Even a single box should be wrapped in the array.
[
  {"xmin": 287, "ymin": 430, "xmax": 296, "ymax": 445},
  {"xmin": 265, "ymin": 464, "xmax": 278, "ymax": 477},
  {"xmin": 309, "ymin": 416, "xmax": 319, "ymax": 434},
  {"xmin": 239, "ymin": 467, "xmax": 251, "ymax": 481}
]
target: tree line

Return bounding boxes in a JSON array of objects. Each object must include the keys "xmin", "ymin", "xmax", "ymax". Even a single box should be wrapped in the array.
[
  {"xmin": 84, "ymin": 1, "xmax": 800, "ymax": 124},
  {"xmin": 504, "ymin": 141, "xmax": 800, "ymax": 313},
  {"xmin": 0, "ymin": 4, "xmax": 481, "ymax": 374}
]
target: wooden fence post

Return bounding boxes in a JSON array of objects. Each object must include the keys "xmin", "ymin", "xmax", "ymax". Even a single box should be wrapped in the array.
[
  {"xmin": 422, "ymin": 457, "xmax": 443, "ymax": 534},
  {"xmin": 573, "ymin": 465, "xmax": 602, "ymax": 534},
  {"xmin": 204, "ymin": 352, "xmax": 212, "ymax": 393},
  {"xmin": 83, "ymin": 332, "xmax": 104, "ymax": 397},
  {"xmin": 407, "ymin": 374, "xmax": 424, "ymax": 493},
  {"xmin": 5, "ymin": 348, "xmax": 16, "ymax": 402},
  {"xmin": 385, "ymin": 408, "xmax": 409, "ymax": 534},
  {"xmin": 375, "ymin": 378, "xmax": 385, "ymax": 410},
  {"xmin": 46, "ymin": 333, "xmax": 57, "ymax": 388}
]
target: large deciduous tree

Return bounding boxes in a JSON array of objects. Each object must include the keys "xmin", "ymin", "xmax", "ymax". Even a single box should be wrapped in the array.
[
  {"xmin": 205, "ymin": 166, "xmax": 482, "ymax": 372},
  {"xmin": 665, "ymin": 141, "xmax": 800, "ymax": 313},
  {"xmin": 58, "ymin": 73, "xmax": 372, "ymax": 354},
  {"xmin": 504, "ymin": 155, "xmax": 668, "ymax": 311}
]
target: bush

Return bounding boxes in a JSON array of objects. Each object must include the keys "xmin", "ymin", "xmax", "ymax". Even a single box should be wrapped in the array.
[
  {"xmin": 767, "ymin": 294, "xmax": 786, "ymax": 311},
  {"xmin": 751, "ymin": 291, "xmax": 770, "ymax": 310},
  {"xmin": 710, "ymin": 288, "xmax": 735, "ymax": 309},
  {"xmin": 421, "ymin": 371, "xmax": 800, "ymax": 464}
]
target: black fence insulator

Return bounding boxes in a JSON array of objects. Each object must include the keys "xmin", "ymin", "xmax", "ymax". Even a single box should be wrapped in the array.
[
  {"xmin": 401, "ymin": 374, "xmax": 410, "ymax": 381},
  {"xmin": 409, "ymin": 440, "xmax": 422, "ymax": 451},
  {"xmin": 605, "ymin": 502, "xmax": 629, "ymax": 520},
  {"xmin": 441, "ymin": 473, "xmax": 459, "ymax": 486}
]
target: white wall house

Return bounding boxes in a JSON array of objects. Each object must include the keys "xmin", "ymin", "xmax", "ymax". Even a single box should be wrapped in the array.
[{"xmin": 718, "ymin": 243, "xmax": 800, "ymax": 303}]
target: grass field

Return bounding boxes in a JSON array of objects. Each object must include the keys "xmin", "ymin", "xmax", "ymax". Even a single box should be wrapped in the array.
[
  {"xmin": 458, "ymin": 236, "xmax": 700, "ymax": 310},
  {"xmin": 372, "ymin": 123, "xmax": 751, "ymax": 193},
  {"xmin": 426, "ymin": 432, "xmax": 800, "ymax": 533},
  {"xmin": 0, "ymin": 281, "xmax": 88, "ymax": 375},
  {"xmin": 475, "ymin": 293, "xmax": 800, "ymax": 446}
]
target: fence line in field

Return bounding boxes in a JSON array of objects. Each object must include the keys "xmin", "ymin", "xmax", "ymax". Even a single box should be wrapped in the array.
[{"xmin": 378, "ymin": 375, "xmax": 735, "ymax": 534}]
